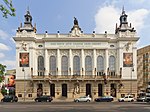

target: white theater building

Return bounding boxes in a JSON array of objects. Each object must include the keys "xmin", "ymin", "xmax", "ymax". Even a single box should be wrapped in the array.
[{"xmin": 13, "ymin": 9, "xmax": 139, "ymax": 101}]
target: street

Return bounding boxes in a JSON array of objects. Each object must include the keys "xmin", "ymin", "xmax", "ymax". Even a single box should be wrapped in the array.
[{"xmin": 0, "ymin": 102, "xmax": 150, "ymax": 112}]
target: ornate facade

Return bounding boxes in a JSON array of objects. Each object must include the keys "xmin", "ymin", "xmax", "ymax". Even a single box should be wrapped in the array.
[{"xmin": 13, "ymin": 9, "xmax": 139, "ymax": 101}]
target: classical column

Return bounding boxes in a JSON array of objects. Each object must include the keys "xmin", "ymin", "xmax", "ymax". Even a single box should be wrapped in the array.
[
  {"xmin": 93, "ymin": 49, "xmax": 96, "ymax": 75},
  {"xmin": 81, "ymin": 49, "xmax": 85, "ymax": 75},
  {"xmin": 105, "ymin": 49, "xmax": 109, "ymax": 75},
  {"xmin": 45, "ymin": 49, "xmax": 48, "ymax": 76},
  {"xmin": 57, "ymin": 49, "xmax": 61, "ymax": 75},
  {"xmin": 69, "ymin": 49, "xmax": 73, "ymax": 75}
]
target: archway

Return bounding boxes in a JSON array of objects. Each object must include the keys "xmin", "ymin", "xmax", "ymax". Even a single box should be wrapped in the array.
[
  {"xmin": 37, "ymin": 83, "xmax": 43, "ymax": 97},
  {"xmin": 50, "ymin": 84, "xmax": 55, "ymax": 97},
  {"xmin": 62, "ymin": 84, "xmax": 67, "ymax": 97},
  {"xmin": 110, "ymin": 83, "xmax": 117, "ymax": 97},
  {"xmin": 98, "ymin": 84, "xmax": 103, "ymax": 96},
  {"xmin": 86, "ymin": 83, "xmax": 91, "ymax": 97}
]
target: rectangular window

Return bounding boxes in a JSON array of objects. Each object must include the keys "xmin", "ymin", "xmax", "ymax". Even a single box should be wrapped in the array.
[
  {"xmin": 121, "ymin": 94, "xmax": 125, "ymax": 98},
  {"xmin": 18, "ymin": 94, "xmax": 22, "ymax": 97},
  {"xmin": 28, "ymin": 94, "xmax": 32, "ymax": 97}
]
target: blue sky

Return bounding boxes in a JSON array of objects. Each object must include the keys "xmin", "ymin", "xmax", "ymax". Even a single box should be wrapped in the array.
[{"xmin": 0, "ymin": 0, "xmax": 150, "ymax": 70}]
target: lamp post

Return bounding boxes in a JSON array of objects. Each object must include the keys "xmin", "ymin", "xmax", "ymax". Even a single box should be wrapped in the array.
[
  {"xmin": 130, "ymin": 67, "xmax": 134, "ymax": 95},
  {"xmin": 22, "ymin": 67, "xmax": 25, "ymax": 102}
]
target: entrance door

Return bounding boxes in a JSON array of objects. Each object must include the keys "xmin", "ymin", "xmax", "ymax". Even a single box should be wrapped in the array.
[
  {"xmin": 86, "ymin": 84, "xmax": 91, "ymax": 97},
  {"xmin": 50, "ymin": 84, "xmax": 55, "ymax": 97},
  {"xmin": 62, "ymin": 84, "xmax": 67, "ymax": 97},
  {"xmin": 37, "ymin": 83, "xmax": 43, "ymax": 97},
  {"xmin": 110, "ymin": 83, "xmax": 116, "ymax": 97},
  {"xmin": 98, "ymin": 84, "xmax": 103, "ymax": 96}
]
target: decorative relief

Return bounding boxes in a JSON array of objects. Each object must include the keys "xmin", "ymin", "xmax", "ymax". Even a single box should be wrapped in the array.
[
  {"xmin": 96, "ymin": 50, "xmax": 105, "ymax": 56},
  {"xmin": 36, "ymin": 50, "xmax": 45, "ymax": 56},
  {"xmin": 72, "ymin": 50, "xmax": 81, "ymax": 56},
  {"xmin": 70, "ymin": 28, "xmax": 81, "ymax": 37},
  {"xmin": 20, "ymin": 41, "xmax": 28, "ymax": 51},
  {"xmin": 60, "ymin": 50, "xmax": 69, "ymax": 56},
  {"xmin": 22, "ymin": 30, "xmax": 27, "ymax": 34},
  {"xmin": 48, "ymin": 50, "xmax": 57, "ymax": 56},
  {"xmin": 108, "ymin": 50, "xmax": 117, "ymax": 57},
  {"xmin": 84, "ymin": 50, "xmax": 93, "ymax": 56}
]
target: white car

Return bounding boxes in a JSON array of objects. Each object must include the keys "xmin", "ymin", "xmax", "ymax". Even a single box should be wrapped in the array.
[
  {"xmin": 118, "ymin": 95, "xmax": 135, "ymax": 102},
  {"xmin": 74, "ymin": 96, "xmax": 91, "ymax": 102}
]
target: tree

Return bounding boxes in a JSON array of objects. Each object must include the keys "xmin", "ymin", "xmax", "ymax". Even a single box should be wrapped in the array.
[
  {"xmin": 0, "ymin": 0, "xmax": 15, "ymax": 18},
  {"xmin": 0, "ymin": 64, "xmax": 6, "ymax": 83},
  {"xmin": 0, "ymin": 64, "xmax": 6, "ymax": 96}
]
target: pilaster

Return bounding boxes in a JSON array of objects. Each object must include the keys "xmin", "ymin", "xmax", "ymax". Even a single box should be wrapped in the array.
[
  {"xmin": 57, "ymin": 49, "xmax": 61, "ymax": 75},
  {"xmin": 81, "ymin": 49, "xmax": 85, "ymax": 75}
]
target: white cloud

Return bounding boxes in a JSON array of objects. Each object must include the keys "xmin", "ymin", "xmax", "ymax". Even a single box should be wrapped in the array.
[
  {"xmin": 94, "ymin": 5, "xmax": 119, "ymax": 33},
  {"xmin": 130, "ymin": 0, "xmax": 146, "ymax": 4},
  {"xmin": 94, "ymin": 5, "xmax": 149, "ymax": 34},
  {"xmin": 1, "ymin": 60, "xmax": 16, "ymax": 70},
  {"xmin": 0, "ymin": 43, "xmax": 10, "ymax": 51},
  {"xmin": 128, "ymin": 9, "xmax": 149, "ymax": 33},
  {"xmin": 0, "ymin": 29, "xmax": 9, "ymax": 39},
  {"xmin": 0, "ymin": 53, "xmax": 5, "ymax": 58}
]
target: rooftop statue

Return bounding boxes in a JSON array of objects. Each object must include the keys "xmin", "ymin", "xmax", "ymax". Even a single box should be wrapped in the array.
[{"xmin": 74, "ymin": 17, "xmax": 78, "ymax": 25}]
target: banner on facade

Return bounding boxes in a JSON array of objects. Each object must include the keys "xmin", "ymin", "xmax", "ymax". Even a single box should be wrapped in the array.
[
  {"xmin": 123, "ymin": 53, "xmax": 133, "ymax": 67},
  {"xmin": 19, "ymin": 53, "xmax": 29, "ymax": 67}
]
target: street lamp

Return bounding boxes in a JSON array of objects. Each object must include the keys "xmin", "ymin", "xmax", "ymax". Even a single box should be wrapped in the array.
[
  {"xmin": 22, "ymin": 67, "xmax": 25, "ymax": 101},
  {"xmin": 130, "ymin": 67, "xmax": 134, "ymax": 95}
]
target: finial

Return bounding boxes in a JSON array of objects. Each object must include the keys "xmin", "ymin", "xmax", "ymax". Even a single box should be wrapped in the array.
[
  {"xmin": 27, "ymin": 6, "xmax": 29, "ymax": 12},
  {"xmin": 20, "ymin": 23, "xmax": 22, "ymax": 27},
  {"xmin": 122, "ymin": 5, "xmax": 125, "ymax": 14},
  {"xmin": 116, "ymin": 23, "xmax": 117, "ymax": 29},
  {"xmin": 26, "ymin": 6, "xmax": 30, "ymax": 15},
  {"xmin": 130, "ymin": 23, "xmax": 132, "ymax": 28},
  {"xmin": 34, "ymin": 23, "xmax": 36, "ymax": 28}
]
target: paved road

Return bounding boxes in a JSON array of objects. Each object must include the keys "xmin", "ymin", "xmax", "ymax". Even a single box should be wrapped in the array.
[{"xmin": 0, "ymin": 102, "xmax": 150, "ymax": 112}]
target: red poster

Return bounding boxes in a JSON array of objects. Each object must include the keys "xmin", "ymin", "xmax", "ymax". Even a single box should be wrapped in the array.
[
  {"xmin": 19, "ymin": 53, "xmax": 29, "ymax": 67},
  {"xmin": 123, "ymin": 53, "xmax": 133, "ymax": 67}
]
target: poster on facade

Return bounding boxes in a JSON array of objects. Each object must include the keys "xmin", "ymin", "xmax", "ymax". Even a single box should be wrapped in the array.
[
  {"xmin": 123, "ymin": 53, "xmax": 133, "ymax": 67},
  {"xmin": 19, "ymin": 53, "xmax": 29, "ymax": 67}
]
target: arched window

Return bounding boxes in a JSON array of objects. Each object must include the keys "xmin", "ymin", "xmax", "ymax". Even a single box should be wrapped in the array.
[
  {"xmin": 49, "ymin": 56, "xmax": 56, "ymax": 75},
  {"xmin": 61, "ymin": 56, "xmax": 68, "ymax": 75},
  {"xmin": 97, "ymin": 56, "xmax": 104, "ymax": 75},
  {"xmin": 73, "ymin": 56, "xmax": 80, "ymax": 75},
  {"xmin": 37, "ymin": 56, "xmax": 44, "ymax": 76},
  {"xmin": 109, "ymin": 56, "xmax": 116, "ymax": 76},
  {"xmin": 85, "ymin": 56, "xmax": 92, "ymax": 75}
]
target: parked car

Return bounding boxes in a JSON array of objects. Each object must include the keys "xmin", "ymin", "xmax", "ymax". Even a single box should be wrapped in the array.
[
  {"xmin": 1, "ymin": 95, "xmax": 18, "ymax": 102},
  {"xmin": 137, "ymin": 92, "xmax": 146, "ymax": 102},
  {"xmin": 136, "ymin": 96, "xmax": 146, "ymax": 102},
  {"xmin": 34, "ymin": 95, "xmax": 53, "ymax": 102},
  {"xmin": 95, "ymin": 96, "xmax": 114, "ymax": 102},
  {"xmin": 118, "ymin": 95, "xmax": 135, "ymax": 102},
  {"xmin": 74, "ymin": 96, "xmax": 91, "ymax": 102}
]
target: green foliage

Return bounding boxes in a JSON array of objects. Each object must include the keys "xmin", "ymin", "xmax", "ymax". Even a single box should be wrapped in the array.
[
  {"xmin": 1, "ymin": 86, "xmax": 7, "ymax": 96},
  {"xmin": 0, "ymin": 0, "xmax": 16, "ymax": 18},
  {"xmin": 0, "ymin": 64, "xmax": 6, "ymax": 83}
]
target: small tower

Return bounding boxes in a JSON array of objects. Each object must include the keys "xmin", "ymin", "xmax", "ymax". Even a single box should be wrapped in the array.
[
  {"xmin": 17, "ymin": 7, "xmax": 36, "ymax": 33},
  {"xmin": 120, "ymin": 6, "xmax": 128, "ymax": 25},
  {"xmin": 115, "ymin": 7, "xmax": 135, "ymax": 34},
  {"xmin": 24, "ymin": 8, "xmax": 32, "ymax": 27}
]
